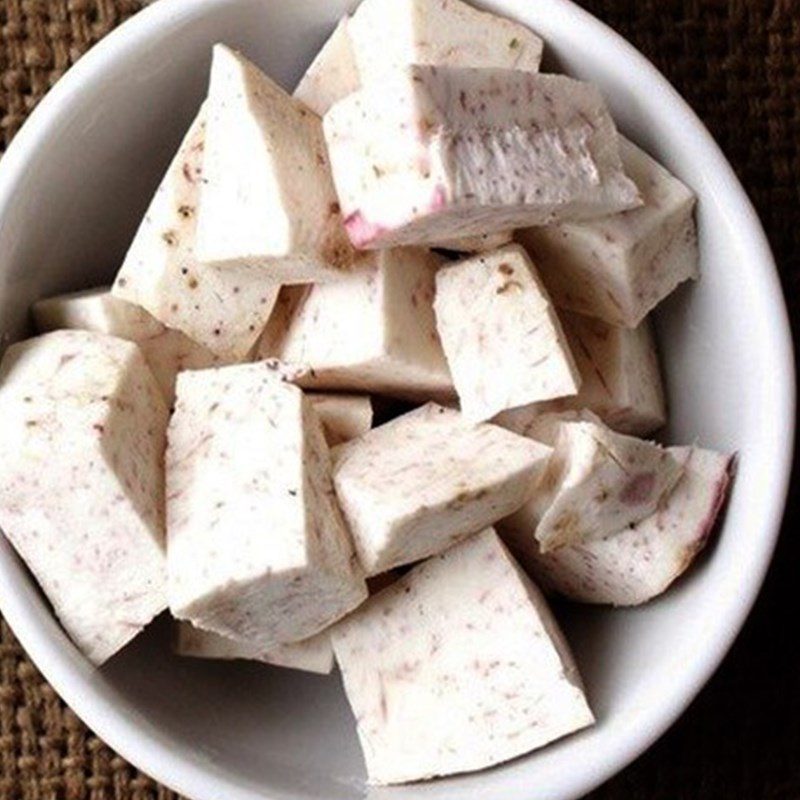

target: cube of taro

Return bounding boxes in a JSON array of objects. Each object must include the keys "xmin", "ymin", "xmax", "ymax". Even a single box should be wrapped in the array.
[
  {"xmin": 195, "ymin": 45, "xmax": 355, "ymax": 284},
  {"xmin": 172, "ymin": 568, "xmax": 398, "ymax": 672},
  {"xmin": 504, "ymin": 419, "xmax": 684, "ymax": 552},
  {"xmin": 332, "ymin": 403, "xmax": 550, "ymax": 574},
  {"xmin": 434, "ymin": 244, "xmax": 582, "ymax": 422},
  {"xmin": 293, "ymin": 18, "xmax": 360, "ymax": 116},
  {"xmin": 496, "ymin": 311, "xmax": 666, "ymax": 437},
  {"xmin": 348, "ymin": 0, "xmax": 543, "ymax": 81},
  {"xmin": 517, "ymin": 137, "xmax": 698, "ymax": 328},
  {"xmin": 167, "ymin": 363, "xmax": 367, "ymax": 648},
  {"xmin": 504, "ymin": 447, "xmax": 733, "ymax": 605},
  {"xmin": 173, "ymin": 621, "xmax": 334, "ymax": 675},
  {"xmin": 332, "ymin": 528, "xmax": 594, "ymax": 784},
  {"xmin": 323, "ymin": 66, "xmax": 640, "ymax": 250},
  {"xmin": 33, "ymin": 288, "xmax": 228, "ymax": 405},
  {"xmin": 295, "ymin": 12, "xmax": 516, "ymax": 253},
  {"xmin": 308, "ymin": 393, "xmax": 373, "ymax": 446},
  {"xmin": 112, "ymin": 105, "xmax": 280, "ymax": 361},
  {"xmin": 0, "ymin": 331, "xmax": 168, "ymax": 665},
  {"xmin": 256, "ymin": 248, "xmax": 454, "ymax": 402}
]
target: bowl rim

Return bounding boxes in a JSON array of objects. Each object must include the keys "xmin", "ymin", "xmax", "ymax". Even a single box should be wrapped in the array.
[{"xmin": 0, "ymin": 0, "xmax": 795, "ymax": 798}]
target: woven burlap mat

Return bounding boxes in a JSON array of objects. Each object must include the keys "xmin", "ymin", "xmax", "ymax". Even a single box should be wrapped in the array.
[{"xmin": 1, "ymin": 1, "xmax": 798, "ymax": 798}]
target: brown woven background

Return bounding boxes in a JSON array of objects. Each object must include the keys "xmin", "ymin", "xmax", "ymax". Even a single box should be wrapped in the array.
[{"xmin": 1, "ymin": 0, "xmax": 798, "ymax": 798}]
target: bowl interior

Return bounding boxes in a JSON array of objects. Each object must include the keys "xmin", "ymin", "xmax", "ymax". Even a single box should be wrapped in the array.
[{"xmin": 0, "ymin": 1, "xmax": 793, "ymax": 800}]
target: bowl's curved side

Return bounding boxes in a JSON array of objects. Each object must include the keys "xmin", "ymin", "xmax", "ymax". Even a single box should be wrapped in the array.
[{"xmin": 0, "ymin": 1, "xmax": 794, "ymax": 799}]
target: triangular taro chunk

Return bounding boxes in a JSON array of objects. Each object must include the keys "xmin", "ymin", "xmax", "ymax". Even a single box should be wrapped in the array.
[
  {"xmin": 503, "ymin": 447, "xmax": 733, "ymax": 605},
  {"xmin": 348, "ymin": 0, "xmax": 543, "ymax": 80},
  {"xmin": 112, "ymin": 105, "xmax": 280, "ymax": 361},
  {"xmin": 495, "ymin": 311, "xmax": 666, "ymax": 437},
  {"xmin": 256, "ymin": 248, "xmax": 454, "ymax": 402},
  {"xmin": 167, "ymin": 363, "xmax": 367, "ymax": 649},
  {"xmin": 0, "ymin": 331, "xmax": 168, "ymax": 664},
  {"xmin": 332, "ymin": 403, "xmax": 550, "ymax": 574},
  {"xmin": 323, "ymin": 67, "xmax": 640, "ymax": 249},
  {"xmin": 517, "ymin": 137, "xmax": 698, "ymax": 328},
  {"xmin": 332, "ymin": 528, "xmax": 594, "ymax": 784},
  {"xmin": 293, "ymin": 17, "xmax": 361, "ymax": 116},
  {"xmin": 505, "ymin": 418, "xmax": 683, "ymax": 552},
  {"xmin": 196, "ymin": 45, "xmax": 355, "ymax": 283},
  {"xmin": 434, "ymin": 244, "xmax": 581, "ymax": 422},
  {"xmin": 33, "ymin": 287, "xmax": 227, "ymax": 405},
  {"xmin": 173, "ymin": 620, "xmax": 334, "ymax": 674}
]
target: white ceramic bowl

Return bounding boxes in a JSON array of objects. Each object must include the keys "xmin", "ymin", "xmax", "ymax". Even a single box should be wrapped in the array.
[{"xmin": 0, "ymin": 1, "xmax": 794, "ymax": 798}]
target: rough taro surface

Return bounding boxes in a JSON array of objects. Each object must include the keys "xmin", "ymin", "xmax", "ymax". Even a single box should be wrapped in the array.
[{"xmin": 332, "ymin": 528, "xmax": 594, "ymax": 784}]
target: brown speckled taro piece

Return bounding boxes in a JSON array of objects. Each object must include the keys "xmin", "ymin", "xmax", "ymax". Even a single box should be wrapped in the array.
[
  {"xmin": 308, "ymin": 393, "xmax": 373, "ymax": 447},
  {"xmin": 32, "ymin": 287, "xmax": 229, "ymax": 406},
  {"xmin": 172, "ymin": 621, "xmax": 334, "ymax": 674},
  {"xmin": 503, "ymin": 418, "xmax": 684, "ymax": 553},
  {"xmin": 517, "ymin": 137, "xmax": 698, "ymax": 328},
  {"xmin": 331, "ymin": 528, "xmax": 594, "ymax": 784},
  {"xmin": 432, "ymin": 229, "xmax": 515, "ymax": 254},
  {"xmin": 112, "ymin": 104, "xmax": 280, "ymax": 361},
  {"xmin": 0, "ymin": 331, "xmax": 169, "ymax": 665},
  {"xmin": 503, "ymin": 447, "xmax": 733, "ymax": 606},
  {"xmin": 434, "ymin": 244, "xmax": 581, "ymax": 422},
  {"xmin": 332, "ymin": 403, "xmax": 551, "ymax": 575},
  {"xmin": 166, "ymin": 362, "xmax": 367, "ymax": 649},
  {"xmin": 323, "ymin": 66, "xmax": 640, "ymax": 250},
  {"xmin": 495, "ymin": 310, "xmax": 666, "ymax": 437},
  {"xmin": 195, "ymin": 45, "xmax": 357, "ymax": 284},
  {"xmin": 348, "ymin": 0, "xmax": 543, "ymax": 82},
  {"xmin": 255, "ymin": 248, "xmax": 454, "ymax": 403}
]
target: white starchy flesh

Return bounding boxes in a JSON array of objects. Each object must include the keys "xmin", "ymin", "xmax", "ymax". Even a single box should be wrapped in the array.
[
  {"xmin": 167, "ymin": 363, "xmax": 367, "ymax": 648},
  {"xmin": 348, "ymin": 0, "xmax": 544, "ymax": 81},
  {"xmin": 256, "ymin": 248, "xmax": 454, "ymax": 402},
  {"xmin": 323, "ymin": 66, "xmax": 641, "ymax": 249},
  {"xmin": 517, "ymin": 138, "xmax": 698, "ymax": 328},
  {"xmin": 434, "ymin": 244, "xmax": 581, "ymax": 422},
  {"xmin": 506, "ymin": 419, "xmax": 683, "ymax": 552},
  {"xmin": 309, "ymin": 393, "xmax": 373, "ymax": 446},
  {"xmin": 112, "ymin": 106, "xmax": 280, "ymax": 360},
  {"xmin": 196, "ymin": 45, "xmax": 355, "ymax": 283},
  {"xmin": 503, "ymin": 447, "xmax": 733, "ymax": 606},
  {"xmin": 332, "ymin": 403, "xmax": 551, "ymax": 574},
  {"xmin": 0, "ymin": 331, "xmax": 168, "ymax": 665},
  {"xmin": 332, "ymin": 528, "xmax": 594, "ymax": 784},
  {"xmin": 293, "ymin": 18, "xmax": 360, "ymax": 116},
  {"xmin": 173, "ymin": 621, "xmax": 334, "ymax": 674},
  {"xmin": 33, "ymin": 288, "xmax": 226, "ymax": 405},
  {"xmin": 497, "ymin": 409, "xmax": 599, "ymax": 447},
  {"xmin": 432, "ymin": 229, "xmax": 515, "ymax": 253},
  {"xmin": 496, "ymin": 311, "xmax": 666, "ymax": 437}
]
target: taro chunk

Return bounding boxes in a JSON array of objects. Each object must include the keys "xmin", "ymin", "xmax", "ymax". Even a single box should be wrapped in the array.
[
  {"xmin": 33, "ymin": 287, "xmax": 226, "ymax": 405},
  {"xmin": 293, "ymin": 18, "xmax": 360, "ymax": 116},
  {"xmin": 112, "ymin": 105, "xmax": 280, "ymax": 361},
  {"xmin": 332, "ymin": 403, "xmax": 550, "ymax": 574},
  {"xmin": 505, "ymin": 419, "xmax": 683, "ymax": 552},
  {"xmin": 506, "ymin": 447, "xmax": 733, "ymax": 605},
  {"xmin": 309, "ymin": 393, "xmax": 373, "ymax": 446},
  {"xmin": 0, "ymin": 331, "xmax": 168, "ymax": 665},
  {"xmin": 517, "ymin": 138, "xmax": 698, "ymax": 328},
  {"xmin": 195, "ymin": 45, "xmax": 355, "ymax": 284},
  {"xmin": 332, "ymin": 528, "xmax": 594, "ymax": 784},
  {"xmin": 434, "ymin": 244, "xmax": 581, "ymax": 422},
  {"xmin": 167, "ymin": 363, "xmax": 367, "ymax": 648},
  {"xmin": 173, "ymin": 621, "xmax": 334, "ymax": 675},
  {"xmin": 348, "ymin": 0, "xmax": 543, "ymax": 81},
  {"xmin": 323, "ymin": 66, "xmax": 640, "ymax": 250},
  {"xmin": 256, "ymin": 248, "xmax": 454, "ymax": 402},
  {"xmin": 496, "ymin": 311, "xmax": 666, "ymax": 437}
]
